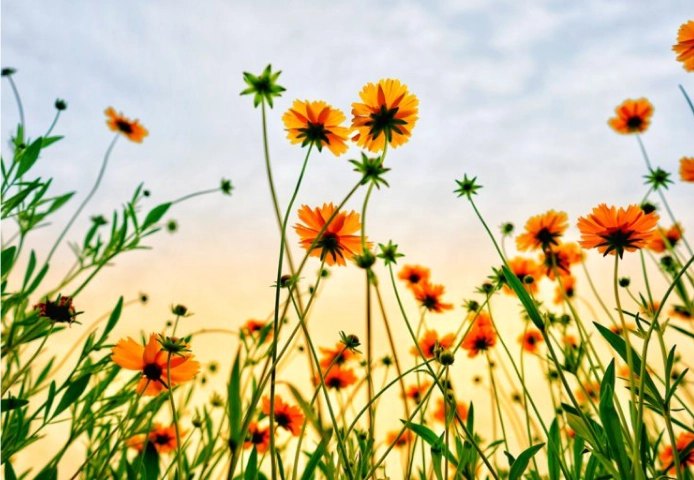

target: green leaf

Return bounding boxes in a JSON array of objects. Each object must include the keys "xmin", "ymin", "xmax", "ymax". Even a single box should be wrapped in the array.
[
  {"xmin": 41, "ymin": 136, "xmax": 63, "ymax": 148},
  {"xmin": 228, "ymin": 348, "xmax": 242, "ymax": 448},
  {"xmin": 141, "ymin": 442, "xmax": 160, "ymax": 480},
  {"xmin": 300, "ymin": 435, "xmax": 329, "ymax": 480},
  {"xmin": 45, "ymin": 380, "xmax": 56, "ymax": 419},
  {"xmin": 403, "ymin": 421, "xmax": 457, "ymax": 464},
  {"xmin": 4, "ymin": 462, "xmax": 17, "ymax": 480},
  {"xmin": 1, "ymin": 246, "xmax": 16, "ymax": 278},
  {"xmin": 97, "ymin": 297, "xmax": 123, "ymax": 347},
  {"xmin": 594, "ymin": 322, "xmax": 662, "ymax": 406},
  {"xmin": 1, "ymin": 398, "xmax": 28, "ymax": 411},
  {"xmin": 34, "ymin": 466, "xmax": 57, "ymax": 480},
  {"xmin": 22, "ymin": 250, "xmax": 37, "ymax": 290},
  {"xmin": 287, "ymin": 383, "xmax": 321, "ymax": 434},
  {"xmin": 508, "ymin": 443, "xmax": 544, "ymax": 480},
  {"xmin": 547, "ymin": 419, "xmax": 561, "ymax": 480},
  {"xmin": 598, "ymin": 361, "xmax": 630, "ymax": 480},
  {"xmin": 141, "ymin": 202, "xmax": 171, "ymax": 231},
  {"xmin": 502, "ymin": 265, "xmax": 544, "ymax": 330},
  {"xmin": 244, "ymin": 447, "xmax": 258, "ymax": 480},
  {"xmin": 52, "ymin": 373, "xmax": 91, "ymax": 419},
  {"xmin": 16, "ymin": 137, "xmax": 43, "ymax": 177}
]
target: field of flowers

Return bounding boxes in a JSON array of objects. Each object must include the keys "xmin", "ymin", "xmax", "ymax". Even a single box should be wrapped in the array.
[{"xmin": 1, "ymin": 16, "xmax": 693, "ymax": 480}]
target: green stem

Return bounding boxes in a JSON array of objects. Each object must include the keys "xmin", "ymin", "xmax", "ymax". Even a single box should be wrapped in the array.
[
  {"xmin": 6, "ymin": 75, "xmax": 25, "ymax": 133},
  {"xmin": 167, "ymin": 353, "xmax": 184, "ymax": 479}
]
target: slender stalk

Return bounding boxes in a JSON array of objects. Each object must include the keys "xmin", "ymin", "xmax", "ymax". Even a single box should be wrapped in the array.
[
  {"xmin": 167, "ymin": 353, "xmax": 184, "ymax": 479},
  {"xmin": 44, "ymin": 110, "xmax": 62, "ymax": 137},
  {"xmin": 6, "ymin": 75, "xmax": 25, "ymax": 133}
]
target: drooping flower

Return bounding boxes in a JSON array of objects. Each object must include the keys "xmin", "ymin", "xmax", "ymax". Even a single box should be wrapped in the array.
[
  {"xmin": 105, "ymin": 107, "xmax": 148, "ymax": 143},
  {"xmin": 351, "ymin": 78, "xmax": 418, "ymax": 152},
  {"xmin": 126, "ymin": 423, "xmax": 183, "ymax": 454},
  {"xmin": 244, "ymin": 422, "xmax": 270, "ymax": 453},
  {"xmin": 34, "ymin": 295, "xmax": 79, "ymax": 324},
  {"xmin": 660, "ymin": 431, "xmax": 694, "ymax": 475},
  {"xmin": 680, "ymin": 157, "xmax": 694, "ymax": 182},
  {"xmin": 111, "ymin": 333, "xmax": 200, "ymax": 396},
  {"xmin": 411, "ymin": 281, "xmax": 454, "ymax": 313},
  {"xmin": 519, "ymin": 330, "xmax": 544, "ymax": 354},
  {"xmin": 671, "ymin": 305, "xmax": 693, "ymax": 321},
  {"xmin": 607, "ymin": 98, "xmax": 654, "ymax": 134},
  {"xmin": 516, "ymin": 210, "xmax": 569, "ymax": 252},
  {"xmin": 648, "ymin": 224, "xmax": 683, "ymax": 253},
  {"xmin": 282, "ymin": 100, "xmax": 350, "ymax": 156},
  {"xmin": 262, "ymin": 395, "xmax": 304, "ymax": 437},
  {"xmin": 672, "ymin": 20, "xmax": 694, "ymax": 72},
  {"xmin": 504, "ymin": 257, "xmax": 542, "ymax": 295},
  {"xmin": 577, "ymin": 204, "xmax": 659, "ymax": 258},
  {"xmin": 294, "ymin": 203, "xmax": 369, "ymax": 267},
  {"xmin": 397, "ymin": 264, "xmax": 431, "ymax": 290},
  {"xmin": 410, "ymin": 330, "xmax": 456, "ymax": 359}
]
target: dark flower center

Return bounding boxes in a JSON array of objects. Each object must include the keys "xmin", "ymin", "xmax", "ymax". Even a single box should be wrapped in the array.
[
  {"xmin": 43, "ymin": 301, "xmax": 75, "ymax": 323},
  {"xmin": 251, "ymin": 430, "xmax": 266, "ymax": 445},
  {"xmin": 474, "ymin": 337, "xmax": 491, "ymax": 352},
  {"xmin": 143, "ymin": 363, "xmax": 163, "ymax": 381},
  {"xmin": 297, "ymin": 121, "xmax": 329, "ymax": 149},
  {"xmin": 154, "ymin": 434, "xmax": 171, "ymax": 445},
  {"xmin": 626, "ymin": 116, "xmax": 643, "ymax": 129},
  {"xmin": 366, "ymin": 105, "xmax": 406, "ymax": 141},
  {"xmin": 535, "ymin": 228, "xmax": 559, "ymax": 248},
  {"xmin": 527, "ymin": 336, "xmax": 536, "ymax": 346},
  {"xmin": 275, "ymin": 412, "xmax": 290, "ymax": 428},
  {"xmin": 327, "ymin": 376, "xmax": 343, "ymax": 389},
  {"xmin": 599, "ymin": 228, "xmax": 636, "ymax": 258},
  {"xmin": 116, "ymin": 120, "xmax": 133, "ymax": 134},
  {"xmin": 408, "ymin": 273, "xmax": 420, "ymax": 284},
  {"xmin": 318, "ymin": 232, "xmax": 343, "ymax": 262},
  {"xmin": 421, "ymin": 295, "xmax": 438, "ymax": 310}
]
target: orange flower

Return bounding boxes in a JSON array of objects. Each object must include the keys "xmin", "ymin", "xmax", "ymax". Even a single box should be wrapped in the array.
[
  {"xmin": 126, "ymin": 423, "xmax": 183, "ymax": 454},
  {"xmin": 461, "ymin": 325, "xmax": 497, "ymax": 358},
  {"xmin": 105, "ymin": 107, "xmax": 148, "ymax": 143},
  {"xmin": 410, "ymin": 330, "xmax": 456, "ymax": 359},
  {"xmin": 607, "ymin": 98, "xmax": 653, "ymax": 134},
  {"xmin": 649, "ymin": 224, "xmax": 683, "ymax": 253},
  {"xmin": 609, "ymin": 323, "xmax": 635, "ymax": 336},
  {"xmin": 397, "ymin": 264, "xmax": 431, "ymax": 290},
  {"xmin": 660, "ymin": 431, "xmax": 694, "ymax": 474},
  {"xmin": 516, "ymin": 210, "xmax": 568, "ymax": 252},
  {"xmin": 541, "ymin": 242, "xmax": 584, "ymax": 279},
  {"xmin": 575, "ymin": 381, "xmax": 600, "ymax": 405},
  {"xmin": 504, "ymin": 257, "xmax": 542, "ymax": 295},
  {"xmin": 563, "ymin": 334, "xmax": 578, "ymax": 348},
  {"xmin": 671, "ymin": 305, "xmax": 693, "ymax": 321},
  {"xmin": 641, "ymin": 301, "xmax": 661, "ymax": 319},
  {"xmin": 319, "ymin": 342, "xmax": 357, "ymax": 369},
  {"xmin": 241, "ymin": 319, "xmax": 272, "ymax": 342},
  {"xmin": 245, "ymin": 422, "xmax": 270, "ymax": 453},
  {"xmin": 680, "ymin": 157, "xmax": 694, "ymax": 182},
  {"xmin": 432, "ymin": 397, "xmax": 468, "ymax": 425},
  {"xmin": 282, "ymin": 100, "xmax": 350, "ymax": 156},
  {"xmin": 294, "ymin": 203, "xmax": 369, "ymax": 267},
  {"xmin": 519, "ymin": 330, "xmax": 544, "ymax": 354},
  {"xmin": 111, "ymin": 333, "xmax": 200, "ymax": 396},
  {"xmin": 577, "ymin": 204, "xmax": 659, "ymax": 258},
  {"xmin": 673, "ymin": 20, "xmax": 694, "ymax": 72},
  {"xmin": 403, "ymin": 381, "xmax": 431, "ymax": 404},
  {"xmin": 321, "ymin": 366, "xmax": 357, "ymax": 390},
  {"xmin": 386, "ymin": 430, "xmax": 413, "ymax": 448},
  {"xmin": 411, "ymin": 281, "xmax": 454, "ymax": 313},
  {"xmin": 351, "ymin": 78, "xmax": 418, "ymax": 152},
  {"xmin": 553, "ymin": 275, "xmax": 576, "ymax": 305},
  {"xmin": 262, "ymin": 395, "xmax": 304, "ymax": 437}
]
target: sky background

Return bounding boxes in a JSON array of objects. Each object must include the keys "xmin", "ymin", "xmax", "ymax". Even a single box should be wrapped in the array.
[{"xmin": 2, "ymin": 1, "xmax": 693, "ymax": 477}]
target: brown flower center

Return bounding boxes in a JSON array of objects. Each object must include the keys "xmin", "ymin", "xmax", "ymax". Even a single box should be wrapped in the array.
[
  {"xmin": 143, "ymin": 363, "xmax": 163, "ymax": 381},
  {"xmin": 116, "ymin": 120, "xmax": 133, "ymax": 134},
  {"xmin": 626, "ymin": 116, "xmax": 643, "ymax": 129}
]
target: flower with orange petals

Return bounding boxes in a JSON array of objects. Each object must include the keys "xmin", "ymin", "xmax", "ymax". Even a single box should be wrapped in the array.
[
  {"xmin": 111, "ymin": 333, "xmax": 200, "ymax": 396},
  {"xmin": 607, "ymin": 98, "xmax": 654, "ymax": 134},
  {"xmin": 262, "ymin": 395, "xmax": 304, "ymax": 437},
  {"xmin": 319, "ymin": 342, "xmax": 357, "ymax": 369},
  {"xmin": 294, "ymin": 203, "xmax": 369, "ymax": 267},
  {"xmin": 403, "ymin": 381, "xmax": 432, "ymax": 404},
  {"xmin": 660, "ymin": 431, "xmax": 694, "ymax": 474},
  {"xmin": 432, "ymin": 397, "xmax": 468, "ymax": 425},
  {"xmin": 411, "ymin": 281, "xmax": 454, "ymax": 313},
  {"xmin": 504, "ymin": 257, "xmax": 542, "ymax": 295},
  {"xmin": 575, "ymin": 381, "xmax": 600, "ymax": 405},
  {"xmin": 351, "ymin": 78, "xmax": 418, "ymax": 152},
  {"xmin": 519, "ymin": 330, "xmax": 544, "ymax": 354},
  {"xmin": 282, "ymin": 100, "xmax": 350, "ymax": 156},
  {"xmin": 461, "ymin": 325, "xmax": 497, "ymax": 358},
  {"xmin": 563, "ymin": 335, "xmax": 578, "ymax": 348},
  {"xmin": 577, "ymin": 204, "xmax": 659, "ymax": 258},
  {"xmin": 397, "ymin": 264, "xmax": 431, "ymax": 290},
  {"xmin": 321, "ymin": 367, "xmax": 357, "ymax": 390},
  {"xmin": 649, "ymin": 224, "xmax": 683, "ymax": 253},
  {"xmin": 386, "ymin": 430, "xmax": 413, "ymax": 448},
  {"xmin": 105, "ymin": 107, "xmax": 148, "ymax": 143},
  {"xmin": 245, "ymin": 422, "xmax": 270, "ymax": 453},
  {"xmin": 541, "ymin": 242, "xmax": 583, "ymax": 279},
  {"xmin": 516, "ymin": 210, "xmax": 568, "ymax": 252},
  {"xmin": 410, "ymin": 330, "xmax": 456, "ymax": 359},
  {"xmin": 671, "ymin": 305, "xmax": 693, "ymax": 321},
  {"xmin": 242, "ymin": 319, "xmax": 272, "ymax": 343},
  {"xmin": 673, "ymin": 20, "xmax": 694, "ymax": 72},
  {"xmin": 553, "ymin": 275, "xmax": 576, "ymax": 305},
  {"xmin": 127, "ymin": 423, "xmax": 182, "ymax": 454},
  {"xmin": 680, "ymin": 157, "xmax": 694, "ymax": 182}
]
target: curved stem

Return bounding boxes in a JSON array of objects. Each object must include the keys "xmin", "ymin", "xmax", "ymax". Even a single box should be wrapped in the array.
[
  {"xmin": 7, "ymin": 76, "xmax": 25, "ymax": 134},
  {"xmin": 44, "ymin": 110, "xmax": 61, "ymax": 137}
]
